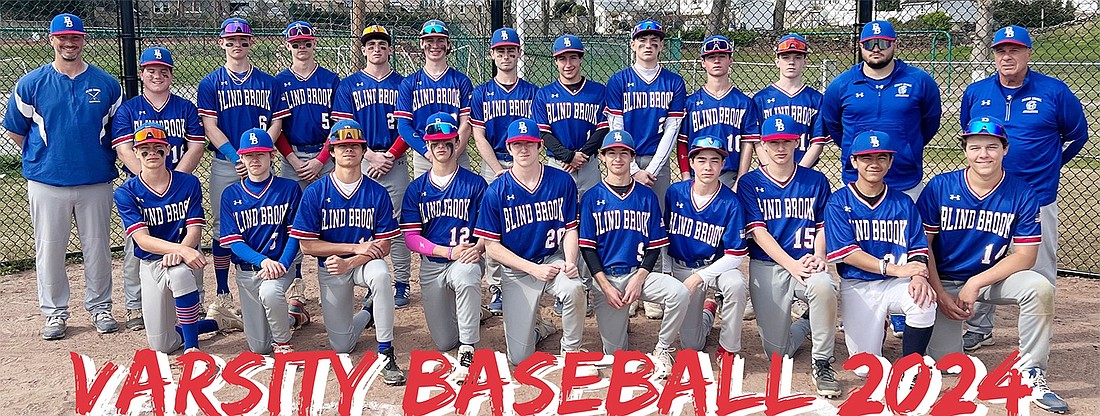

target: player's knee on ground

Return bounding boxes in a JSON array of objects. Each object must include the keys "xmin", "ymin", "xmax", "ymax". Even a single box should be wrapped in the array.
[{"xmin": 328, "ymin": 329, "xmax": 359, "ymax": 354}]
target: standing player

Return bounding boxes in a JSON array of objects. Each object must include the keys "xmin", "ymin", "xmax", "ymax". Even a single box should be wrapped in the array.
[
  {"xmin": 958, "ymin": 25, "xmax": 1088, "ymax": 353},
  {"xmin": 470, "ymin": 27, "xmax": 538, "ymax": 314},
  {"xmin": 738, "ymin": 114, "xmax": 840, "ymax": 398},
  {"xmin": 824, "ymin": 131, "xmax": 936, "ymax": 366},
  {"xmin": 401, "ymin": 112, "xmax": 489, "ymax": 382},
  {"xmin": 921, "ymin": 117, "xmax": 1065, "ymax": 413},
  {"xmin": 4, "ymin": 14, "xmax": 123, "ymax": 339},
  {"xmin": 581, "ymin": 129, "xmax": 690, "ymax": 379},
  {"xmin": 220, "ymin": 128, "xmax": 310, "ymax": 354},
  {"xmin": 332, "ymin": 24, "xmax": 414, "ymax": 309},
  {"xmin": 534, "ymin": 34, "xmax": 609, "ymax": 196},
  {"xmin": 753, "ymin": 34, "xmax": 829, "ymax": 168},
  {"xmin": 394, "ymin": 19, "xmax": 474, "ymax": 178},
  {"xmin": 112, "ymin": 46, "xmax": 206, "ymax": 331},
  {"xmin": 678, "ymin": 35, "xmax": 759, "ymax": 188},
  {"xmin": 114, "ymin": 122, "xmax": 243, "ymax": 353},
  {"xmin": 821, "ymin": 20, "xmax": 941, "ymax": 201},
  {"xmin": 198, "ymin": 17, "xmax": 290, "ymax": 306},
  {"xmin": 664, "ymin": 136, "xmax": 749, "ymax": 361},
  {"xmin": 290, "ymin": 119, "xmax": 406, "ymax": 385},
  {"xmin": 473, "ymin": 118, "xmax": 587, "ymax": 366}
]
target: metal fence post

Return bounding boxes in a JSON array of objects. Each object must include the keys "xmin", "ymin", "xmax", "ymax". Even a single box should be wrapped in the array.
[
  {"xmin": 118, "ymin": 0, "xmax": 139, "ymax": 99},
  {"xmin": 855, "ymin": 0, "xmax": 872, "ymax": 65}
]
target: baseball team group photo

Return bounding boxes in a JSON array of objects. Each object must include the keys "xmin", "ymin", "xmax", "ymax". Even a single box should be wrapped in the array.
[{"xmin": 0, "ymin": 1, "xmax": 1098, "ymax": 414}]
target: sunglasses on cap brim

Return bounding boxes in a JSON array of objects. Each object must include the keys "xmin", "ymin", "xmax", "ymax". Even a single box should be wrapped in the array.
[
  {"xmin": 286, "ymin": 24, "xmax": 313, "ymax": 39},
  {"xmin": 964, "ymin": 120, "xmax": 1008, "ymax": 138},
  {"xmin": 702, "ymin": 38, "xmax": 731, "ymax": 54},
  {"xmin": 222, "ymin": 21, "xmax": 252, "ymax": 35},
  {"xmin": 426, "ymin": 121, "xmax": 458, "ymax": 136},
  {"xmin": 777, "ymin": 38, "xmax": 807, "ymax": 52},
  {"xmin": 422, "ymin": 24, "xmax": 447, "ymax": 35},
  {"xmin": 861, "ymin": 39, "xmax": 893, "ymax": 50},
  {"xmin": 332, "ymin": 128, "xmax": 364, "ymax": 142},
  {"xmin": 134, "ymin": 127, "xmax": 168, "ymax": 144}
]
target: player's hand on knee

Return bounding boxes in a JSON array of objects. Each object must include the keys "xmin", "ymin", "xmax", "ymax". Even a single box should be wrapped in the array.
[
  {"xmin": 453, "ymin": 243, "xmax": 481, "ymax": 264},
  {"xmin": 325, "ymin": 255, "xmax": 352, "ymax": 275},
  {"xmin": 353, "ymin": 241, "xmax": 382, "ymax": 259},
  {"xmin": 633, "ymin": 170, "xmax": 656, "ymax": 186},
  {"xmin": 529, "ymin": 263, "xmax": 561, "ymax": 281},
  {"xmin": 907, "ymin": 275, "xmax": 936, "ymax": 308},
  {"xmin": 562, "ymin": 261, "xmax": 580, "ymax": 278},
  {"xmin": 957, "ymin": 283, "xmax": 981, "ymax": 311},
  {"xmin": 177, "ymin": 246, "xmax": 207, "ymax": 269},
  {"xmin": 260, "ymin": 259, "xmax": 286, "ymax": 280},
  {"xmin": 936, "ymin": 291, "xmax": 969, "ymax": 320},
  {"xmin": 683, "ymin": 273, "xmax": 704, "ymax": 294},
  {"xmin": 162, "ymin": 253, "xmax": 183, "ymax": 267},
  {"xmin": 572, "ymin": 152, "xmax": 588, "ymax": 167},
  {"xmin": 622, "ymin": 272, "xmax": 646, "ymax": 305},
  {"xmin": 599, "ymin": 280, "xmax": 625, "ymax": 309}
]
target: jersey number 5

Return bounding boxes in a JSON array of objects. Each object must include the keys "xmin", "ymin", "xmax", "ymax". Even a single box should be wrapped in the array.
[{"xmin": 792, "ymin": 227, "xmax": 816, "ymax": 250}]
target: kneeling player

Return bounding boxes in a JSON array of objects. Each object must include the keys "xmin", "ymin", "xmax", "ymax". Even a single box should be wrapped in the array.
[
  {"xmin": 401, "ymin": 113, "xmax": 489, "ymax": 381},
  {"xmin": 220, "ymin": 128, "xmax": 310, "ymax": 354},
  {"xmin": 824, "ymin": 131, "xmax": 936, "ymax": 368},
  {"xmin": 665, "ymin": 136, "xmax": 749, "ymax": 358},
  {"xmin": 291, "ymin": 120, "xmax": 406, "ymax": 385},
  {"xmin": 921, "ymin": 117, "xmax": 1065, "ymax": 413},
  {"xmin": 474, "ymin": 118, "xmax": 587, "ymax": 366},
  {"xmin": 738, "ymin": 115, "xmax": 840, "ymax": 397},
  {"xmin": 114, "ymin": 122, "xmax": 243, "ymax": 353},
  {"xmin": 582, "ymin": 130, "xmax": 690, "ymax": 379}
]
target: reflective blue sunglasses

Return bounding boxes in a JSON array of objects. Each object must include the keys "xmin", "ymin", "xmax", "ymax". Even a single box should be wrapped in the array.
[
  {"xmin": 964, "ymin": 118, "xmax": 1008, "ymax": 139},
  {"xmin": 426, "ymin": 121, "xmax": 458, "ymax": 135},
  {"xmin": 702, "ymin": 38, "xmax": 731, "ymax": 54}
]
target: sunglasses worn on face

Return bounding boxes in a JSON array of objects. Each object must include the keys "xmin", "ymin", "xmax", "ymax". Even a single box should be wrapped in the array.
[
  {"xmin": 703, "ymin": 38, "xmax": 731, "ymax": 54},
  {"xmin": 861, "ymin": 39, "xmax": 892, "ymax": 50},
  {"xmin": 426, "ymin": 121, "xmax": 458, "ymax": 135},
  {"xmin": 290, "ymin": 42, "xmax": 313, "ymax": 49},
  {"xmin": 966, "ymin": 120, "xmax": 1007, "ymax": 138},
  {"xmin": 286, "ymin": 24, "xmax": 313, "ymax": 38},
  {"xmin": 134, "ymin": 127, "xmax": 167, "ymax": 144}
]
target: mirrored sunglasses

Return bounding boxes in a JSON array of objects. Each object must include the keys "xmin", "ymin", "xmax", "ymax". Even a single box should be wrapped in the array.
[
  {"xmin": 703, "ymin": 38, "xmax": 731, "ymax": 54},
  {"xmin": 426, "ymin": 121, "xmax": 458, "ymax": 135},
  {"xmin": 965, "ymin": 119, "xmax": 1008, "ymax": 138},
  {"xmin": 636, "ymin": 21, "xmax": 661, "ymax": 31},
  {"xmin": 286, "ymin": 24, "xmax": 314, "ymax": 38},
  {"xmin": 422, "ymin": 24, "xmax": 447, "ymax": 34},
  {"xmin": 134, "ymin": 127, "xmax": 167, "ymax": 143},
  {"xmin": 777, "ymin": 38, "xmax": 807, "ymax": 52},
  {"xmin": 861, "ymin": 39, "xmax": 892, "ymax": 51},
  {"xmin": 333, "ymin": 128, "xmax": 363, "ymax": 142}
]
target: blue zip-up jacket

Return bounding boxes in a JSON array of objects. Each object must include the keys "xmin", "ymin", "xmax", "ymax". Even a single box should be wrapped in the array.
[
  {"xmin": 960, "ymin": 69, "xmax": 1088, "ymax": 206},
  {"xmin": 821, "ymin": 59, "xmax": 941, "ymax": 190}
]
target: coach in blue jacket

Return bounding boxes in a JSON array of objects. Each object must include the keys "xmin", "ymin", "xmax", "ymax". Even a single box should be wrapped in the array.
[
  {"xmin": 957, "ymin": 25, "xmax": 1088, "ymax": 354},
  {"xmin": 821, "ymin": 20, "xmax": 942, "ymax": 201}
]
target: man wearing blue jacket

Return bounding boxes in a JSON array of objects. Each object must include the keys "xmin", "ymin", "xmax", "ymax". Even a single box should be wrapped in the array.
[
  {"xmin": 821, "ymin": 20, "xmax": 941, "ymax": 201},
  {"xmin": 958, "ymin": 25, "xmax": 1088, "ymax": 358}
]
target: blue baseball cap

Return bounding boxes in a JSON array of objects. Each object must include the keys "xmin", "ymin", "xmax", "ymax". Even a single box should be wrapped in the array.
[
  {"xmin": 285, "ymin": 21, "xmax": 316, "ymax": 42},
  {"xmin": 992, "ymin": 25, "xmax": 1031, "ymax": 48},
  {"xmin": 139, "ymin": 46, "xmax": 174, "ymax": 68},
  {"xmin": 491, "ymin": 27, "xmax": 520, "ymax": 48},
  {"xmin": 962, "ymin": 116, "xmax": 1009, "ymax": 141},
  {"xmin": 761, "ymin": 114, "xmax": 800, "ymax": 142},
  {"xmin": 50, "ymin": 13, "xmax": 85, "ymax": 36},
  {"xmin": 701, "ymin": 35, "xmax": 732, "ymax": 57},
  {"xmin": 328, "ymin": 119, "xmax": 367, "ymax": 145},
  {"xmin": 133, "ymin": 122, "xmax": 170, "ymax": 146},
  {"xmin": 421, "ymin": 19, "xmax": 450, "ymax": 38},
  {"xmin": 860, "ymin": 20, "xmax": 896, "ymax": 42},
  {"xmin": 776, "ymin": 33, "xmax": 809, "ymax": 54},
  {"xmin": 631, "ymin": 19, "xmax": 665, "ymax": 39},
  {"xmin": 601, "ymin": 130, "xmax": 635, "ymax": 152},
  {"xmin": 220, "ymin": 17, "xmax": 253, "ymax": 38},
  {"xmin": 424, "ymin": 112, "xmax": 459, "ymax": 141},
  {"xmin": 506, "ymin": 119, "xmax": 541, "ymax": 144},
  {"xmin": 688, "ymin": 136, "xmax": 728, "ymax": 158},
  {"xmin": 850, "ymin": 130, "xmax": 895, "ymax": 155},
  {"xmin": 553, "ymin": 34, "xmax": 584, "ymax": 57},
  {"xmin": 238, "ymin": 128, "xmax": 275, "ymax": 154}
]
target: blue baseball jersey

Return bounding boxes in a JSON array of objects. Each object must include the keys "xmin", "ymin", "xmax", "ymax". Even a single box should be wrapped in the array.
[
  {"xmin": 3, "ymin": 63, "xmax": 123, "ymax": 186},
  {"xmin": 579, "ymin": 181, "xmax": 668, "ymax": 270},
  {"xmin": 470, "ymin": 79, "xmax": 538, "ymax": 160},
  {"xmin": 681, "ymin": 86, "xmax": 761, "ymax": 172},
  {"xmin": 197, "ymin": 67, "xmax": 290, "ymax": 155},
  {"xmin": 219, "ymin": 176, "xmax": 303, "ymax": 266},
  {"xmin": 532, "ymin": 79, "xmax": 608, "ymax": 159},
  {"xmin": 275, "ymin": 66, "xmax": 340, "ymax": 148},
  {"xmin": 114, "ymin": 171, "xmax": 206, "ymax": 260},
  {"xmin": 400, "ymin": 167, "xmax": 488, "ymax": 263},
  {"xmin": 960, "ymin": 70, "xmax": 1089, "ymax": 206},
  {"xmin": 290, "ymin": 174, "xmax": 400, "ymax": 268},
  {"xmin": 112, "ymin": 94, "xmax": 204, "ymax": 174},
  {"xmin": 824, "ymin": 184, "xmax": 928, "ymax": 281},
  {"xmin": 821, "ymin": 60, "xmax": 942, "ymax": 190},
  {"xmin": 605, "ymin": 67, "xmax": 686, "ymax": 156},
  {"xmin": 917, "ymin": 169, "xmax": 1042, "ymax": 281},
  {"xmin": 753, "ymin": 84, "xmax": 829, "ymax": 163},
  {"xmin": 664, "ymin": 180, "xmax": 747, "ymax": 264},
  {"xmin": 332, "ymin": 70, "xmax": 404, "ymax": 150},
  {"xmin": 394, "ymin": 68, "xmax": 473, "ymax": 156},
  {"xmin": 474, "ymin": 166, "xmax": 579, "ymax": 262},
  {"xmin": 738, "ymin": 166, "xmax": 832, "ymax": 262}
]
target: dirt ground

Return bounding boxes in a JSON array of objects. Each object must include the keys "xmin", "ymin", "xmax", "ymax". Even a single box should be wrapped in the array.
[{"xmin": 0, "ymin": 258, "xmax": 1097, "ymax": 415}]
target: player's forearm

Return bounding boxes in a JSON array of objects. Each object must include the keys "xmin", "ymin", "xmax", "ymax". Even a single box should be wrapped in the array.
[
  {"xmin": 265, "ymin": 118, "xmax": 284, "ymax": 143},
  {"xmin": 738, "ymin": 142, "xmax": 755, "ymax": 178},
  {"xmin": 473, "ymin": 131, "xmax": 503, "ymax": 172},
  {"xmin": 698, "ymin": 253, "xmax": 743, "ymax": 285},
  {"xmin": 970, "ymin": 248, "xmax": 1038, "ymax": 289},
  {"xmin": 115, "ymin": 144, "xmax": 143, "ymax": 176},
  {"xmin": 457, "ymin": 116, "xmax": 472, "ymax": 155},
  {"xmin": 562, "ymin": 229, "xmax": 579, "ymax": 264},
  {"xmin": 181, "ymin": 225, "xmax": 204, "ymax": 249},
  {"xmin": 132, "ymin": 226, "xmax": 201, "ymax": 256},
  {"xmin": 645, "ymin": 118, "xmax": 682, "ymax": 175},
  {"xmin": 799, "ymin": 144, "xmax": 824, "ymax": 168},
  {"xmin": 485, "ymin": 240, "xmax": 536, "ymax": 274},
  {"xmin": 924, "ymin": 238, "xmax": 948, "ymax": 294},
  {"xmin": 541, "ymin": 131, "xmax": 573, "ymax": 163},
  {"xmin": 812, "ymin": 229, "xmax": 827, "ymax": 260},
  {"xmin": 298, "ymin": 239, "xmax": 362, "ymax": 257},
  {"xmin": 175, "ymin": 143, "xmax": 205, "ymax": 174},
  {"xmin": 278, "ymin": 237, "xmax": 300, "ymax": 267},
  {"xmin": 201, "ymin": 118, "xmax": 231, "ymax": 148},
  {"xmin": 840, "ymin": 249, "xmax": 889, "ymax": 276}
]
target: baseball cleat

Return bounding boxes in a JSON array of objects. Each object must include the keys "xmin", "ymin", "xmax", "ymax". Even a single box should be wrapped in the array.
[
  {"xmin": 487, "ymin": 285, "xmax": 503, "ymax": 315},
  {"xmin": 479, "ymin": 306, "xmax": 493, "ymax": 324},
  {"xmin": 288, "ymin": 303, "xmax": 310, "ymax": 330},
  {"xmin": 627, "ymin": 300, "xmax": 640, "ymax": 317},
  {"xmin": 552, "ymin": 298, "xmax": 564, "ymax": 317},
  {"xmin": 742, "ymin": 300, "xmax": 756, "ymax": 321},
  {"xmin": 272, "ymin": 342, "xmax": 295, "ymax": 354},
  {"xmin": 286, "ymin": 278, "xmax": 306, "ymax": 305},
  {"xmin": 449, "ymin": 345, "xmax": 475, "ymax": 384},
  {"xmin": 644, "ymin": 301, "xmax": 664, "ymax": 320},
  {"xmin": 216, "ymin": 292, "xmax": 234, "ymax": 306},
  {"xmin": 92, "ymin": 311, "xmax": 119, "ymax": 334},
  {"xmin": 380, "ymin": 346, "xmax": 407, "ymax": 386},
  {"xmin": 125, "ymin": 308, "xmax": 145, "ymax": 331},
  {"xmin": 791, "ymin": 299, "xmax": 810, "ymax": 320},
  {"xmin": 561, "ymin": 348, "xmax": 600, "ymax": 377},
  {"xmin": 206, "ymin": 303, "xmax": 244, "ymax": 333},
  {"xmin": 652, "ymin": 347, "xmax": 675, "ymax": 380},
  {"xmin": 812, "ymin": 359, "xmax": 842, "ymax": 398},
  {"xmin": 394, "ymin": 281, "xmax": 410, "ymax": 309},
  {"xmin": 962, "ymin": 331, "xmax": 994, "ymax": 351},
  {"xmin": 42, "ymin": 316, "xmax": 67, "ymax": 340},
  {"xmin": 1026, "ymin": 368, "xmax": 1069, "ymax": 414}
]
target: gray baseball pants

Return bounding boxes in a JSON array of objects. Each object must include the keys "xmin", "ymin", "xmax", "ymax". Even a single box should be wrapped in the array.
[
  {"xmin": 547, "ymin": 158, "xmax": 601, "ymax": 197},
  {"xmin": 500, "ymin": 253, "xmax": 586, "ymax": 365},
  {"xmin": 278, "ymin": 149, "xmax": 334, "ymax": 303},
  {"xmin": 419, "ymin": 258, "xmax": 483, "ymax": 350},
  {"xmin": 139, "ymin": 259, "xmax": 201, "ymax": 353},
  {"xmin": 479, "ymin": 158, "xmax": 513, "ymax": 289},
  {"xmin": 317, "ymin": 259, "xmax": 395, "ymax": 353},
  {"xmin": 588, "ymin": 268, "xmax": 690, "ymax": 354},
  {"xmin": 672, "ymin": 262, "xmax": 748, "ymax": 352},
  {"xmin": 236, "ymin": 267, "xmax": 294, "ymax": 354},
  {"xmin": 749, "ymin": 260, "xmax": 838, "ymax": 361}
]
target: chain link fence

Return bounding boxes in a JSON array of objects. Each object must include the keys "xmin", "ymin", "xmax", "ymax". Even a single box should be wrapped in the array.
[{"xmin": 0, "ymin": 0, "xmax": 1096, "ymax": 274}]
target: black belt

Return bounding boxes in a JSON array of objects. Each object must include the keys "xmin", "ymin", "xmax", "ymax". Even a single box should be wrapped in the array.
[
  {"xmin": 674, "ymin": 258, "xmax": 709, "ymax": 268},
  {"xmin": 292, "ymin": 144, "xmax": 324, "ymax": 153},
  {"xmin": 236, "ymin": 264, "xmax": 262, "ymax": 271}
]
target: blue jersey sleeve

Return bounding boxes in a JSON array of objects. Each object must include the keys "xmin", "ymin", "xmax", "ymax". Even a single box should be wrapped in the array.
[
  {"xmin": 375, "ymin": 188, "xmax": 400, "ymax": 240},
  {"xmin": 737, "ymin": 177, "xmax": 766, "ymax": 229},
  {"xmin": 647, "ymin": 195, "xmax": 669, "ymax": 248},
  {"xmin": 722, "ymin": 200, "xmax": 748, "ymax": 255},
  {"xmin": 110, "ymin": 102, "xmax": 134, "ymax": 147},
  {"xmin": 820, "ymin": 77, "xmax": 845, "ymax": 149},
  {"xmin": 332, "ymin": 79, "xmax": 354, "ymax": 120},
  {"xmin": 742, "ymin": 99, "xmax": 762, "ymax": 140},
  {"xmin": 399, "ymin": 182, "xmax": 423, "ymax": 232},
  {"xmin": 459, "ymin": 76, "xmax": 473, "ymax": 118},
  {"xmin": 906, "ymin": 203, "xmax": 929, "ymax": 258},
  {"xmin": 469, "ymin": 85, "xmax": 485, "ymax": 126},
  {"xmin": 916, "ymin": 179, "xmax": 940, "ymax": 234},
  {"xmin": 824, "ymin": 198, "xmax": 858, "ymax": 262},
  {"xmin": 473, "ymin": 188, "xmax": 502, "ymax": 241},
  {"xmin": 185, "ymin": 178, "xmax": 206, "ymax": 227},
  {"xmin": 196, "ymin": 76, "xmax": 217, "ymax": 118},
  {"xmin": 1056, "ymin": 86, "xmax": 1089, "ymax": 164},
  {"xmin": 270, "ymin": 81, "xmax": 290, "ymax": 120},
  {"xmin": 813, "ymin": 175, "xmax": 830, "ymax": 228},
  {"xmin": 113, "ymin": 186, "xmax": 146, "ymax": 237},
  {"xmin": 290, "ymin": 185, "xmax": 322, "ymax": 240},
  {"xmin": 579, "ymin": 193, "xmax": 597, "ymax": 248},
  {"xmin": 564, "ymin": 183, "xmax": 579, "ymax": 230},
  {"xmin": 605, "ymin": 72, "xmax": 624, "ymax": 115},
  {"xmin": 3, "ymin": 79, "xmax": 33, "ymax": 136},
  {"xmin": 1015, "ymin": 188, "xmax": 1043, "ymax": 244},
  {"xmin": 395, "ymin": 77, "xmax": 424, "ymax": 155},
  {"xmin": 219, "ymin": 186, "xmax": 245, "ymax": 244},
  {"xmin": 669, "ymin": 76, "xmax": 686, "ymax": 118},
  {"xmin": 919, "ymin": 74, "xmax": 942, "ymax": 146},
  {"xmin": 531, "ymin": 90, "xmax": 549, "ymax": 129},
  {"xmin": 183, "ymin": 100, "xmax": 205, "ymax": 143},
  {"xmin": 959, "ymin": 85, "xmax": 974, "ymax": 131}
]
